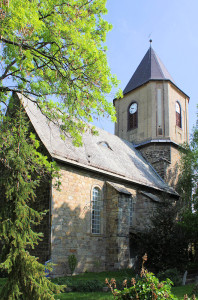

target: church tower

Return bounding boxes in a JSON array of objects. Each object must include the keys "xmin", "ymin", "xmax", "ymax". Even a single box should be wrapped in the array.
[{"xmin": 114, "ymin": 44, "xmax": 189, "ymax": 186}]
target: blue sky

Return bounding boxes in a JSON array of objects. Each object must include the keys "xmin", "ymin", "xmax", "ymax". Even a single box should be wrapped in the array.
[{"xmin": 95, "ymin": 0, "xmax": 198, "ymax": 137}]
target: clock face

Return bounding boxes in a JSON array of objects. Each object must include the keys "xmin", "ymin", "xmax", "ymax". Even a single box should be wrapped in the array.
[{"xmin": 129, "ymin": 103, "xmax": 137, "ymax": 114}]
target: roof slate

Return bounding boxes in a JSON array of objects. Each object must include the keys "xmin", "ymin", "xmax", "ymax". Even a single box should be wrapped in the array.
[
  {"xmin": 123, "ymin": 47, "xmax": 175, "ymax": 94},
  {"xmin": 19, "ymin": 94, "xmax": 177, "ymax": 196}
]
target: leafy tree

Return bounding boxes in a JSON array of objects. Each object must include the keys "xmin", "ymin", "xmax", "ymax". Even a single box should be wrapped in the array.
[
  {"xmin": 0, "ymin": 0, "xmax": 121, "ymax": 144},
  {"xmin": 178, "ymin": 119, "xmax": 198, "ymax": 209},
  {"xmin": 0, "ymin": 104, "xmax": 64, "ymax": 299},
  {"xmin": 0, "ymin": 0, "xmax": 120, "ymax": 298},
  {"xmin": 178, "ymin": 116, "xmax": 198, "ymax": 262}
]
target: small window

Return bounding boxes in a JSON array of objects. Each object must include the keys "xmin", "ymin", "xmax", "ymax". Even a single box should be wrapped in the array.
[
  {"xmin": 128, "ymin": 102, "xmax": 138, "ymax": 130},
  {"xmin": 91, "ymin": 187, "xmax": 102, "ymax": 234},
  {"xmin": 176, "ymin": 101, "xmax": 182, "ymax": 128}
]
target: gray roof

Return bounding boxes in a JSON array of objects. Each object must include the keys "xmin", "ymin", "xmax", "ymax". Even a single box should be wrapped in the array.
[
  {"xmin": 19, "ymin": 94, "xmax": 177, "ymax": 195},
  {"xmin": 141, "ymin": 191, "xmax": 162, "ymax": 203},
  {"xmin": 107, "ymin": 182, "xmax": 132, "ymax": 195},
  {"xmin": 123, "ymin": 47, "xmax": 175, "ymax": 94}
]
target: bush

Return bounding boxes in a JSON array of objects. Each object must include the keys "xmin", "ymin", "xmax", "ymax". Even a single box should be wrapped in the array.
[
  {"xmin": 52, "ymin": 278, "xmax": 104, "ymax": 292},
  {"xmin": 68, "ymin": 254, "xmax": 77, "ymax": 275},
  {"xmin": 106, "ymin": 254, "xmax": 178, "ymax": 299},
  {"xmin": 106, "ymin": 272, "xmax": 177, "ymax": 299},
  {"xmin": 70, "ymin": 279, "xmax": 103, "ymax": 292},
  {"xmin": 134, "ymin": 198, "xmax": 189, "ymax": 273},
  {"xmin": 157, "ymin": 268, "xmax": 182, "ymax": 286}
]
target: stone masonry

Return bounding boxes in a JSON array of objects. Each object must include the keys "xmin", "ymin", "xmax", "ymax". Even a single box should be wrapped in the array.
[{"xmin": 50, "ymin": 162, "xmax": 176, "ymax": 276}]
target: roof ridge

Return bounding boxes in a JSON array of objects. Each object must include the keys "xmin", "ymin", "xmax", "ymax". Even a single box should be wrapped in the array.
[{"xmin": 151, "ymin": 48, "xmax": 165, "ymax": 79}]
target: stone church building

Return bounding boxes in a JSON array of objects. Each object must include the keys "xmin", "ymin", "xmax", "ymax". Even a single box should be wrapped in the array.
[{"xmin": 16, "ymin": 45, "xmax": 189, "ymax": 276}]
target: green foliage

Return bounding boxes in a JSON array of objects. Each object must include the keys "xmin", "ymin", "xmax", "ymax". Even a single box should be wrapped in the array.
[
  {"xmin": 68, "ymin": 254, "xmax": 77, "ymax": 276},
  {"xmin": 0, "ymin": 0, "xmax": 121, "ymax": 145},
  {"xmin": 157, "ymin": 269, "xmax": 182, "ymax": 287},
  {"xmin": 177, "ymin": 115, "xmax": 198, "ymax": 210},
  {"xmin": 178, "ymin": 115, "xmax": 198, "ymax": 262},
  {"xmin": 53, "ymin": 291, "xmax": 114, "ymax": 300},
  {"xmin": 51, "ymin": 268, "xmax": 136, "ymax": 290},
  {"xmin": 135, "ymin": 198, "xmax": 188, "ymax": 272},
  {"xmin": 106, "ymin": 257, "xmax": 177, "ymax": 299},
  {"xmin": 67, "ymin": 279, "xmax": 104, "ymax": 292},
  {"xmin": 0, "ymin": 106, "xmax": 64, "ymax": 299},
  {"xmin": 52, "ymin": 277, "xmax": 104, "ymax": 292},
  {"xmin": 0, "ymin": 1, "xmax": 120, "ymax": 297}
]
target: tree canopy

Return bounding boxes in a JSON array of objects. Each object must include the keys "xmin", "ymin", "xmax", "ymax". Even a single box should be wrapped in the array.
[
  {"xmin": 0, "ymin": 0, "xmax": 120, "ymax": 144},
  {"xmin": 178, "ymin": 116, "xmax": 198, "ymax": 209},
  {"xmin": 178, "ymin": 116, "xmax": 198, "ymax": 256}
]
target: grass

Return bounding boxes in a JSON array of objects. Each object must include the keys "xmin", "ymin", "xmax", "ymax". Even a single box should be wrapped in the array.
[
  {"xmin": 52, "ymin": 269, "xmax": 136, "ymax": 285},
  {"xmin": 0, "ymin": 275, "xmax": 196, "ymax": 299},
  {"xmin": 53, "ymin": 284, "xmax": 195, "ymax": 299},
  {"xmin": 53, "ymin": 285, "xmax": 195, "ymax": 299},
  {"xmin": 172, "ymin": 284, "xmax": 194, "ymax": 299},
  {"xmin": 54, "ymin": 291, "xmax": 113, "ymax": 299}
]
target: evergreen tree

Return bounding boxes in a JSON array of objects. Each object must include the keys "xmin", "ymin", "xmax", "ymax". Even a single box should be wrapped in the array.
[
  {"xmin": 0, "ymin": 104, "xmax": 63, "ymax": 299},
  {"xmin": 136, "ymin": 198, "xmax": 188, "ymax": 273}
]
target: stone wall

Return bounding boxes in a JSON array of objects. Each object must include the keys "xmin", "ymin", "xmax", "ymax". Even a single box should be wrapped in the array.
[
  {"xmin": 50, "ymin": 162, "xmax": 176, "ymax": 276},
  {"xmin": 138, "ymin": 142, "xmax": 181, "ymax": 187},
  {"xmin": 138, "ymin": 143, "xmax": 171, "ymax": 180},
  {"xmin": 114, "ymin": 80, "xmax": 189, "ymax": 188},
  {"xmin": 51, "ymin": 164, "xmax": 107, "ymax": 276},
  {"xmin": 105, "ymin": 184, "xmax": 119, "ymax": 269}
]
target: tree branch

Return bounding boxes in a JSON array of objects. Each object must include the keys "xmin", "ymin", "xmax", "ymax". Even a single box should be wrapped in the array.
[{"xmin": 0, "ymin": 59, "xmax": 16, "ymax": 80}]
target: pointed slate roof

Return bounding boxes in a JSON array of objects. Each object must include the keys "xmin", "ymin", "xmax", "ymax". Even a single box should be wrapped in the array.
[{"xmin": 123, "ymin": 46, "xmax": 175, "ymax": 94}]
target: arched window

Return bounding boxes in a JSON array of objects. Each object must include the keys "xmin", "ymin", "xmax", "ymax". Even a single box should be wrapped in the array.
[
  {"xmin": 128, "ymin": 102, "xmax": 138, "ymax": 130},
  {"xmin": 176, "ymin": 101, "xmax": 182, "ymax": 128},
  {"xmin": 91, "ymin": 187, "xmax": 101, "ymax": 234}
]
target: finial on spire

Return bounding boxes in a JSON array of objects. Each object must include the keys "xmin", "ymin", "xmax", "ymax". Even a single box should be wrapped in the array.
[{"xmin": 149, "ymin": 39, "xmax": 152, "ymax": 47}]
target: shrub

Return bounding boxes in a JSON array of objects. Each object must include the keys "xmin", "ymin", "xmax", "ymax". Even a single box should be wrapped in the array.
[
  {"xmin": 134, "ymin": 198, "xmax": 189, "ymax": 273},
  {"xmin": 70, "ymin": 279, "xmax": 103, "ymax": 292},
  {"xmin": 68, "ymin": 254, "xmax": 77, "ymax": 276},
  {"xmin": 106, "ymin": 254, "xmax": 178, "ymax": 299},
  {"xmin": 157, "ymin": 268, "xmax": 182, "ymax": 286},
  {"xmin": 51, "ymin": 278, "xmax": 104, "ymax": 292}
]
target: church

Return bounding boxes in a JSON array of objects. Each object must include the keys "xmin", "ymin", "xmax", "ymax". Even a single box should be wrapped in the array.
[{"xmin": 16, "ymin": 44, "xmax": 189, "ymax": 276}]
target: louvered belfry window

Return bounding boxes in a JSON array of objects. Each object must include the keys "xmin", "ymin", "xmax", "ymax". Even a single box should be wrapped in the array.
[
  {"xmin": 91, "ymin": 187, "xmax": 101, "ymax": 234},
  {"xmin": 128, "ymin": 102, "xmax": 138, "ymax": 130},
  {"xmin": 176, "ymin": 101, "xmax": 181, "ymax": 128}
]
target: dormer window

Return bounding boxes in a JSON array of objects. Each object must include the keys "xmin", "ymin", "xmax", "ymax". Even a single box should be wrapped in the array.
[
  {"xmin": 176, "ymin": 101, "xmax": 181, "ymax": 128},
  {"xmin": 98, "ymin": 141, "xmax": 112, "ymax": 150},
  {"xmin": 128, "ymin": 102, "xmax": 138, "ymax": 130}
]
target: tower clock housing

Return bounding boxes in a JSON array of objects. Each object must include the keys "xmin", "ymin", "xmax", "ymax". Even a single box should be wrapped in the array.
[{"xmin": 114, "ymin": 46, "xmax": 189, "ymax": 186}]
